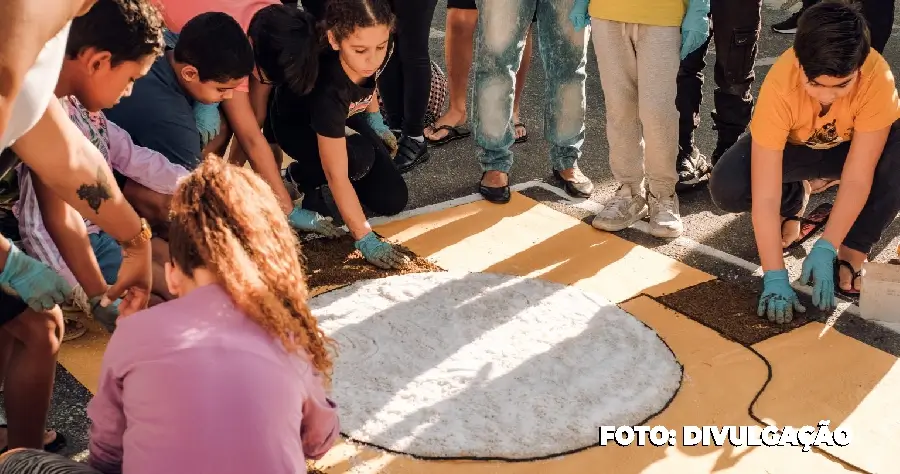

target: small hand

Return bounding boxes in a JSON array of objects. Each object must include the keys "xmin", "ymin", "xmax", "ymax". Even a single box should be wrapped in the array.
[
  {"xmin": 800, "ymin": 239, "xmax": 837, "ymax": 311},
  {"xmin": 0, "ymin": 243, "xmax": 72, "ymax": 312},
  {"xmin": 288, "ymin": 207, "xmax": 346, "ymax": 238},
  {"xmin": 107, "ymin": 239, "xmax": 152, "ymax": 311},
  {"xmin": 680, "ymin": 0, "xmax": 711, "ymax": 59},
  {"xmin": 193, "ymin": 102, "xmax": 221, "ymax": 148},
  {"xmin": 758, "ymin": 269, "xmax": 806, "ymax": 324},
  {"xmin": 354, "ymin": 232, "xmax": 410, "ymax": 270},
  {"xmin": 90, "ymin": 295, "xmax": 122, "ymax": 333},
  {"xmin": 569, "ymin": 0, "xmax": 591, "ymax": 31}
]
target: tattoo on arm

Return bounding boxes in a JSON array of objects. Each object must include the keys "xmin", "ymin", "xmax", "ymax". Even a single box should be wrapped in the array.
[{"xmin": 76, "ymin": 167, "xmax": 112, "ymax": 214}]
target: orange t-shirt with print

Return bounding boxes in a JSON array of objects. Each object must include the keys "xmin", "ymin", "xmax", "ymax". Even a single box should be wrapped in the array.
[{"xmin": 749, "ymin": 47, "xmax": 900, "ymax": 151}]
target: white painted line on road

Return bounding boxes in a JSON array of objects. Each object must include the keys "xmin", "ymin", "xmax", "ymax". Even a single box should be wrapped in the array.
[
  {"xmin": 756, "ymin": 56, "xmax": 778, "ymax": 67},
  {"xmin": 512, "ymin": 180, "xmax": 862, "ymax": 318},
  {"xmin": 337, "ymin": 179, "xmax": 863, "ymax": 319},
  {"xmin": 430, "ymin": 28, "xmax": 445, "ymax": 39}
]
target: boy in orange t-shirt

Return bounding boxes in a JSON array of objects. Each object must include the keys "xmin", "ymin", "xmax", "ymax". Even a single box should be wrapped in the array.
[{"xmin": 709, "ymin": 1, "xmax": 900, "ymax": 322}]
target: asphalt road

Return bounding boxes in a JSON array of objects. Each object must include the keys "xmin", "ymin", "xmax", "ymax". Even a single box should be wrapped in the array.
[
  {"xmin": 411, "ymin": 0, "xmax": 900, "ymax": 284},
  {"xmin": 16, "ymin": 0, "xmax": 900, "ymax": 459}
]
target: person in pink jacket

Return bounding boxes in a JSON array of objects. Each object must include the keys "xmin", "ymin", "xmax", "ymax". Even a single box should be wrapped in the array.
[{"xmin": 88, "ymin": 156, "xmax": 340, "ymax": 474}]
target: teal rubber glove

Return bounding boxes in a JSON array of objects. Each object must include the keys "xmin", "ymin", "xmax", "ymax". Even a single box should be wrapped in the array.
[
  {"xmin": 354, "ymin": 232, "xmax": 410, "ymax": 270},
  {"xmin": 364, "ymin": 111, "xmax": 398, "ymax": 157},
  {"xmin": 800, "ymin": 239, "xmax": 838, "ymax": 311},
  {"xmin": 569, "ymin": 0, "xmax": 590, "ymax": 32},
  {"xmin": 288, "ymin": 207, "xmax": 346, "ymax": 238},
  {"xmin": 193, "ymin": 102, "xmax": 221, "ymax": 148},
  {"xmin": 758, "ymin": 269, "xmax": 806, "ymax": 324},
  {"xmin": 0, "ymin": 243, "xmax": 72, "ymax": 312},
  {"xmin": 90, "ymin": 295, "xmax": 122, "ymax": 333},
  {"xmin": 681, "ymin": 0, "xmax": 711, "ymax": 60}
]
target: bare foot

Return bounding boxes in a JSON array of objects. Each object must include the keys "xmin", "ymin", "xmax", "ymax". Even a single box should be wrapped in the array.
[
  {"xmin": 809, "ymin": 178, "xmax": 840, "ymax": 194},
  {"xmin": 481, "ymin": 170, "xmax": 508, "ymax": 188},
  {"xmin": 425, "ymin": 109, "xmax": 466, "ymax": 141},
  {"xmin": 0, "ymin": 426, "xmax": 60, "ymax": 450},
  {"xmin": 837, "ymin": 246, "xmax": 867, "ymax": 294}
]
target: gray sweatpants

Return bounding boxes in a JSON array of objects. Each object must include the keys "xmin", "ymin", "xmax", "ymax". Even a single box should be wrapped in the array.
[{"xmin": 591, "ymin": 19, "xmax": 680, "ymax": 198}]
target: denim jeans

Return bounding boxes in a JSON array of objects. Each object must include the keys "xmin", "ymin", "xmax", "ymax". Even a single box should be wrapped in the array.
[{"xmin": 471, "ymin": 0, "xmax": 588, "ymax": 174}]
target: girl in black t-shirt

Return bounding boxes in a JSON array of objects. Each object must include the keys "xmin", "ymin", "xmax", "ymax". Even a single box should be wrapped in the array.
[{"xmin": 267, "ymin": 0, "xmax": 411, "ymax": 270}]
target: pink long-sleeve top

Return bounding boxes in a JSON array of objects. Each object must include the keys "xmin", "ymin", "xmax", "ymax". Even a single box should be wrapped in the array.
[
  {"xmin": 87, "ymin": 283, "xmax": 341, "ymax": 474},
  {"xmin": 13, "ymin": 96, "xmax": 188, "ymax": 286}
]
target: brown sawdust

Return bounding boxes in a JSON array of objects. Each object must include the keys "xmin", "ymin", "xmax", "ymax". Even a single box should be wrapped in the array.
[
  {"xmin": 300, "ymin": 235, "xmax": 444, "ymax": 294},
  {"xmin": 656, "ymin": 279, "xmax": 818, "ymax": 346}
]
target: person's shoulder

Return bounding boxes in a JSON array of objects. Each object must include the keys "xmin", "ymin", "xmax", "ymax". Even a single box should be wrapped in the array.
[{"xmin": 860, "ymin": 49, "xmax": 895, "ymax": 85}]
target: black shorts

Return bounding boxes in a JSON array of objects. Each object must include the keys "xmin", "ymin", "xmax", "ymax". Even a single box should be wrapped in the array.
[
  {"xmin": 446, "ymin": 0, "xmax": 537, "ymax": 22},
  {"xmin": 0, "ymin": 289, "xmax": 27, "ymax": 327}
]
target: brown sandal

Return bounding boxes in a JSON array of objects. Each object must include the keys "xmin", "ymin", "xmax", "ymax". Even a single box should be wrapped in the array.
[{"xmin": 63, "ymin": 316, "xmax": 86, "ymax": 341}]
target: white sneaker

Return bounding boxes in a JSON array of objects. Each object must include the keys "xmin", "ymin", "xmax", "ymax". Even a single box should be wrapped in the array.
[
  {"xmin": 648, "ymin": 192, "xmax": 684, "ymax": 238},
  {"xmin": 591, "ymin": 184, "xmax": 649, "ymax": 232}
]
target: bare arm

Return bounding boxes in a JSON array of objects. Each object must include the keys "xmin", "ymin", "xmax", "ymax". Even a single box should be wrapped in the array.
[
  {"xmin": 318, "ymin": 134, "xmax": 371, "ymax": 239},
  {"xmin": 12, "ymin": 99, "xmax": 151, "ymax": 305},
  {"xmin": 32, "ymin": 173, "xmax": 108, "ymax": 299},
  {"xmin": 750, "ymin": 140, "xmax": 787, "ymax": 272},
  {"xmin": 221, "ymin": 88, "xmax": 294, "ymax": 213},
  {"xmin": 820, "ymin": 126, "xmax": 889, "ymax": 248},
  {"xmin": 0, "ymin": 0, "xmax": 91, "ymax": 139}
]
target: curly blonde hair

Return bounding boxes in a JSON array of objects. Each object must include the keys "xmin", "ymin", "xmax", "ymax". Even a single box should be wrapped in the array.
[{"xmin": 167, "ymin": 155, "xmax": 334, "ymax": 380}]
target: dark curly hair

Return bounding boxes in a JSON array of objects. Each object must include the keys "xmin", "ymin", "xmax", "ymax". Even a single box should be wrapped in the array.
[
  {"xmin": 66, "ymin": 0, "xmax": 164, "ymax": 66},
  {"xmin": 324, "ymin": 0, "xmax": 395, "ymax": 44}
]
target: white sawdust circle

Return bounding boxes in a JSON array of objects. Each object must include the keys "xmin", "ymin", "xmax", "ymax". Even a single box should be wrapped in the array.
[{"xmin": 310, "ymin": 271, "xmax": 682, "ymax": 459}]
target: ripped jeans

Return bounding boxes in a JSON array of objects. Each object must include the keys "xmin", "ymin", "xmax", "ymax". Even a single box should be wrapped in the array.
[{"xmin": 472, "ymin": 0, "xmax": 588, "ymax": 174}]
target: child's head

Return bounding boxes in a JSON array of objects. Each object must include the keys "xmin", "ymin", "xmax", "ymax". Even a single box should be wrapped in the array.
[
  {"xmin": 166, "ymin": 155, "xmax": 334, "ymax": 379},
  {"xmin": 324, "ymin": 0, "xmax": 395, "ymax": 81},
  {"xmin": 795, "ymin": 0, "xmax": 871, "ymax": 106},
  {"xmin": 249, "ymin": 5, "xmax": 321, "ymax": 95},
  {"xmin": 173, "ymin": 13, "xmax": 255, "ymax": 104},
  {"xmin": 65, "ymin": 0, "xmax": 164, "ymax": 111}
]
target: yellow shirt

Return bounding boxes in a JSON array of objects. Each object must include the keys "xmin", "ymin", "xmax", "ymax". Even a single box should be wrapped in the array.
[
  {"xmin": 589, "ymin": 0, "xmax": 688, "ymax": 27},
  {"xmin": 750, "ymin": 48, "xmax": 900, "ymax": 151}
]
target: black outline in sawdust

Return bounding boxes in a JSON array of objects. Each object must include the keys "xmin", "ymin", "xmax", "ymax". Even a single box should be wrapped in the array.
[
  {"xmin": 313, "ymin": 272, "xmax": 685, "ymax": 463},
  {"xmin": 639, "ymin": 292, "xmax": 873, "ymax": 474}
]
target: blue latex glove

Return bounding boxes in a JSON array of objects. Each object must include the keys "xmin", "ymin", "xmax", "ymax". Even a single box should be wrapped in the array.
[
  {"xmin": 364, "ymin": 111, "xmax": 398, "ymax": 156},
  {"xmin": 681, "ymin": 0, "xmax": 711, "ymax": 60},
  {"xmin": 354, "ymin": 232, "xmax": 410, "ymax": 269},
  {"xmin": 90, "ymin": 295, "xmax": 122, "ymax": 333},
  {"xmin": 193, "ymin": 102, "xmax": 221, "ymax": 148},
  {"xmin": 800, "ymin": 239, "xmax": 838, "ymax": 311},
  {"xmin": 288, "ymin": 207, "xmax": 346, "ymax": 238},
  {"xmin": 758, "ymin": 269, "xmax": 806, "ymax": 324},
  {"xmin": 0, "ymin": 243, "xmax": 72, "ymax": 312},
  {"xmin": 569, "ymin": 0, "xmax": 590, "ymax": 32}
]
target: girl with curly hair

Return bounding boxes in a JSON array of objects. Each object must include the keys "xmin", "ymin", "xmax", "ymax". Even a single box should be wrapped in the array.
[{"xmin": 86, "ymin": 156, "xmax": 339, "ymax": 474}]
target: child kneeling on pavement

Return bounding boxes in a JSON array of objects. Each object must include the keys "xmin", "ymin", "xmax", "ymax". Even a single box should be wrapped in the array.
[{"xmin": 709, "ymin": 0, "xmax": 900, "ymax": 321}]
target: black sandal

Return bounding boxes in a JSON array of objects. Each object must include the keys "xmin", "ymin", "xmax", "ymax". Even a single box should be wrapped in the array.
[
  {"xmin": 425, "ymin": 124, "xmax": 470, "ymax": 147},
  {"xmin": 514, "ymin": 122, "xmax": 528, "ymax": 144},
  {"xmin": 834, "ymin": 259, "xmax": 863, "ymax": 298},
  {"xmin": 782, "ymin": 203, "xmax": 833, "ymax": 253},
  {"xmin": 0, "ymin": 424, "xmax": 67, "ymax": 454}
]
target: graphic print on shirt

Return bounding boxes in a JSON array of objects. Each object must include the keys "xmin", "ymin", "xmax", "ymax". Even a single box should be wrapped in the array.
[
  {"xmin": 347, "ymin": 94, "xmax": 375, "ymax": 118},
  {"xmin": 803, "ymin": 119, "xmax": 852, "ymax": 149}
]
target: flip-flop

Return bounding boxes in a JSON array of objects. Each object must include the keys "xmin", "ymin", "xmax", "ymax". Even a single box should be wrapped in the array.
[
  {"xmin": 425, "ymin": 124, "xmax": 470, "ymax": 147},
  {"xmin": 783, "ymin": 202, "xmax": 833, "ymax": 252},
  {"xmin": 514, "ymin": 122, "xmax": 528, "ymax": 144},
  {"xmin": 0, "ymin": 424, "xmax": 67, "ymax": 454},
  {"xmin": 834, "ymin": 259, "xmax": 863, "ymax": 298}
]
